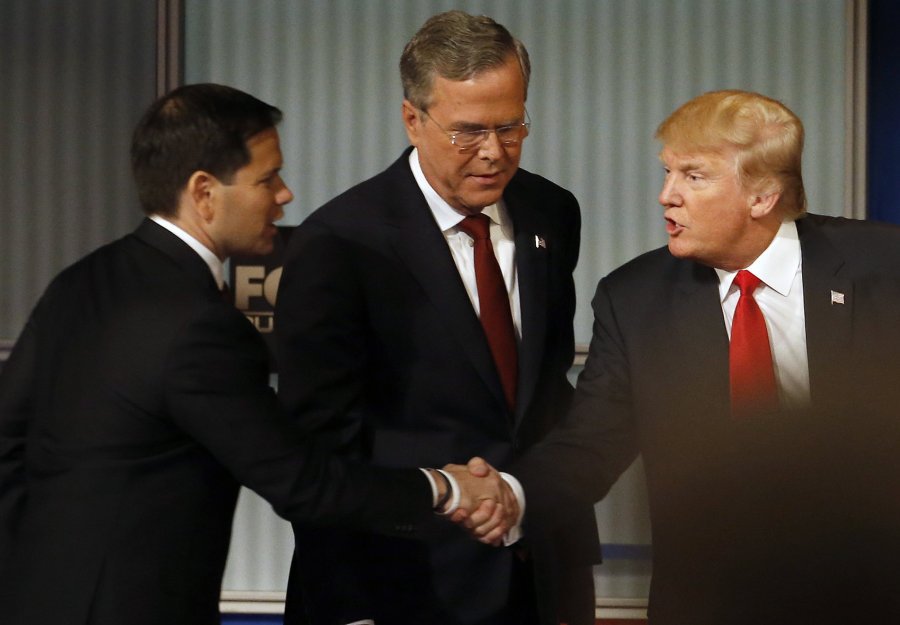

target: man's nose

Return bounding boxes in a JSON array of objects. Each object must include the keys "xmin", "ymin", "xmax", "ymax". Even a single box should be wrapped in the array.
[
  {"xmin": 476, "ymin": 130, "xmax": 505, "ymax": 159},
  {"xmin": 658, "ymin": 178, "xmax": 680, "ymax": 206},
  {"xmin": 276, "ymin": 178, "xmax": 294, "ymax": 205}
]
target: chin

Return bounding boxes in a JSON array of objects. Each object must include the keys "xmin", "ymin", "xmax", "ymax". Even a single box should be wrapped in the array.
[
  {"xmin": 464, "ymin": 193, "xmax": 504, "ymax": 211},
  {"xmin": 667, "ymin": 240, "xmax": 698, "ymax": 262},
  {"xmin": 248, "ymin": 239, "xmax": 274, "ymax": 257},
  {"xmin": 667, "ymin": 240, "xmax": 685, "ymax": 257}
]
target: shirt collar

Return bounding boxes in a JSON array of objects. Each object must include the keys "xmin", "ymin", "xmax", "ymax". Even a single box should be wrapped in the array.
[
  {"xmin": 408, "ymin": 148, "xmax": 508, "ymax": 233},
  {"xmin": 149, "ymin": 214, "xmax": 226, "ymax": 289},
  {"xmin": 715, "ymin": 219, "xmax": 801, "ymax": 301}
]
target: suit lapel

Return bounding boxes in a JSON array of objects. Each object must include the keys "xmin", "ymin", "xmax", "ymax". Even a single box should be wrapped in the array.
[
  {"xmin": 796, "ymin": 216, "xmax": 853, "ymax": 406},
  {"xmin": 504, "ymin": 183, "xmax": 549, "ymax": 424},
  {"xmin": 672, "ymin": 261, "xmax": 732, "ymax": 422},
  {"xmin": 384, "ymin": 157, "xmax": 510, "ymax": 414}
]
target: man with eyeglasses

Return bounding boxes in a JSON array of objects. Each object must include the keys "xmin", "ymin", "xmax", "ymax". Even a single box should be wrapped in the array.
[{"xmin": 276, "ymin": 10, "xmax": 597, "ymax": 625}]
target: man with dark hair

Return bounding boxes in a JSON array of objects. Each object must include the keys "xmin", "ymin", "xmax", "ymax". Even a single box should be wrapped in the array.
[
  {"xmin": 0, "ymin": 83, "xmax": 511, "ymax": 625},
  {"xmin": 277, "ymin": 11, "xmax": 597, "ymax": 625}
]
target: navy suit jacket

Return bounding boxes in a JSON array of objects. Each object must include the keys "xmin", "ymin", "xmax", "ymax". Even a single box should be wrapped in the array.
[
  {"xmin": 276, "ymin": 148, "xmax": 599, "ymax": 625},
  {"xmin": 0, "ymin": 219, "xmax": 431, "ymax": 625},
  {"xmin": 513, "ymin": 213, "xmax": 900, "ymax": 625}
]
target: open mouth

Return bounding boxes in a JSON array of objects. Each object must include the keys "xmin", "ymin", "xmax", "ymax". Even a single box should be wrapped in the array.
[{"xmin": 665, "ymin": 217, "xmax": 684, "ymax": 234}]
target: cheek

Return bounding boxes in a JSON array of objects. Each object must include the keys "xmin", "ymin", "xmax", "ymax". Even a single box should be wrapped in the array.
[{"xmin": 442, "ymin": 164, "xmax": 471, "ymax": 194}]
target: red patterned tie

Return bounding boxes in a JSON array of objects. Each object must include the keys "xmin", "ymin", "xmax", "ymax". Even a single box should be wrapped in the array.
[
  {"xmin": 729, "ymin": 270, "xmax": 779, "ymax": 418},
  {"xmin": 457, "ymin": 214, "xmax": 518, "ymax": 412}
]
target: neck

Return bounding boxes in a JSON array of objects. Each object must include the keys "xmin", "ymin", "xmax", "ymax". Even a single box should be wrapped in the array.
[
  {"xmin": 722, "ymin": 219, "xmax": 783, "ymax": 271},
  {"xmin": 155, "ymin": 211, "xmax": 224, "ymax": 261}
]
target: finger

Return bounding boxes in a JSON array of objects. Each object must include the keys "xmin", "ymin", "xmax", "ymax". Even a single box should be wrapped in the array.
[
  {"xmin": 480, "ymin": 525, "xmax": 507, "ymax": 546},
  {"xmin": 475, "ymin": 504, "xmax": 508, "ymax": 542},
  {"xmin": 471, "ymin": 502, "xmax": 504, "ymax": 536},
  {"xmin": 463, "ymin": 498, "xmax": 497, "ymax": 529}
]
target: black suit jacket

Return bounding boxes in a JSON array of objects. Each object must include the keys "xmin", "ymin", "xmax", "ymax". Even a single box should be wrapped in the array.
[
  {"xmin": 0, "ymin": 219, "xmax": 431, "ymax": 625},
  {"xmin": 513, "ymin": 214, "xmax": 900, "ymax": 625},
  {"xmin": 276, "ymin": 149, "xmax": 599, "ymax": 625}
]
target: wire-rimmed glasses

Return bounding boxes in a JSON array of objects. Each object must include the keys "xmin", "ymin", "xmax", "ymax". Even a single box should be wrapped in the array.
[{"xmin": 420, "ymin": 109, "xmax": 531, "ymax": 153}]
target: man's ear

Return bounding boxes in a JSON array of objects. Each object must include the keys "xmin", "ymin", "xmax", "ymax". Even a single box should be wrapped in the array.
[
  {"xmin": 187, "ymin": 171, "xmax": 217, "ymax": 223},
  {"xmin": 749, "ymin": 187, "xmax": 782, "ymax": 219},
  {"xmin": 401, "ymin": 100, "xmax": 421, "ymax": 146}
]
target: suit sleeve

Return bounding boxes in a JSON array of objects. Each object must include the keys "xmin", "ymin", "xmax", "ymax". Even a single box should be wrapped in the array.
[
  {"xmin": 161, "ymin": 299, "xmax": 431, "ymax": 533},
  {"xmin": 552, "ymin": 189, "xmax": 581, "ymax": 407},
  {"xmin": 0, "ymin": 316, "xmax": 37, "ymax": 562},
  {"xmin": 274, "ymin": 218, "xmax": 378, "ymax": 622},
  {"xmin": 276, "ymin": 219, "xmax": 371, "ymax": 444},
  {"xmin": 512, "ymin": 276, "xmax": 640, "ymax": 530}
]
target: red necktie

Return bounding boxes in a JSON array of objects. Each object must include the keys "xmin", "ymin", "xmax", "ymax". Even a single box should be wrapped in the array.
[
  {"xmin": 220, "ymin": 282, "xmax": 233, "ymax": 305},
  {"xmin": 457, "ymin": 214, "xmax": 518, "ymax": 412},
  {"xmin": 729, "ymin": 270, "xmax": 779, "ymax": 418}
]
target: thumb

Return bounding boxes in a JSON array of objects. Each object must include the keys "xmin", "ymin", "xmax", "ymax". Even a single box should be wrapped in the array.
[{"xmin": 467, "ymin": 456, "xmax": 491, "ymax": 477}]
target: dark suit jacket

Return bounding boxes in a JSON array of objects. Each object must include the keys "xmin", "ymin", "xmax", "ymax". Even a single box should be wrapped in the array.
[
  {"xmin": 0, "ymin": 219, "xmax": 432, "ymax": 625},
  {"xmin": 276, "ymin": 148, "xmax": 599, "ymax": 625},
  {"xmin": 513, "ymin": 214, "xmax": 900, "ymax": 625}
]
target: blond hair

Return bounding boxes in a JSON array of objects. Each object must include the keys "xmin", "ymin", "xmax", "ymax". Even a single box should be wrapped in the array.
[{"xmin": 656, "ymin": 90, "xmax": 807, "ymax": 217}]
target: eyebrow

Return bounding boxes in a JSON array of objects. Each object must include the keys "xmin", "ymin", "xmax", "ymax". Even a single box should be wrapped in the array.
[
  {"xmin": 660, "ymin": 157, "xmax": 707, "ymax": 171},
  {"xmin": 450, "ymin": 117, "xmax": 525, "ymax": 132},
  {"xmin": 258, "ymin": 165, "xmax": 282, "ymax": 179}
]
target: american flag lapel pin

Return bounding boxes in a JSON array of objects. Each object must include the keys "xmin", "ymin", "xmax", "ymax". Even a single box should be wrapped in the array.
[
  {"xmin": 535, "ymin": 235, "xmax": 546, "ymax": 249},
  {"xmin": 830, "ymin": 290, "xmax": 845, "ymax": 305}
]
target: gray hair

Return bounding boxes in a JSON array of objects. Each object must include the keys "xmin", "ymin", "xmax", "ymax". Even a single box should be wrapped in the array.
[{"xmin": 400, "ymin": 10, "xmax": 530, "ymax": 111}]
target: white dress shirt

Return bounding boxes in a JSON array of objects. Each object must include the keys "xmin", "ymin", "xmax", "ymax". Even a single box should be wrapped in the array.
[
  {"xmin": 715, "ymin": 219, "xmax": 811, "ymax": 410},
  {"xmin": 408, "ymin": 149, "xmax": 523, "ymax": 338},
  {"xmin": 149, "ymin": 214, "xmax": 225, "ymax": 289}
]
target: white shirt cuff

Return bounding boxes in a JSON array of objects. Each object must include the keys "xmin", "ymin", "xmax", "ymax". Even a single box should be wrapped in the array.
[
  {"xmin": 419, "ymin": 467, "xmax": 460, "ymax": 514},
  {"xmin": 420, "ymin": 467, "xmax": 439, "ymax": 505},
  {"xmin": 500, "ymin": 472, "xmax": 525, "ymax": 545},
  {"xmin": 436, "ymin": 469, "xmax": 461, "ymax": 515}
]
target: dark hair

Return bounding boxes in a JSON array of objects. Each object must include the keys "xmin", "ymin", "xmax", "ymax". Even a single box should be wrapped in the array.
[
  {"xmin": 130, "ymin": 83, "xmax": 282, "ymax": 216},
  {"xmin": 400, "ymin": 10, "xmax": 530, "ymax": 111}
]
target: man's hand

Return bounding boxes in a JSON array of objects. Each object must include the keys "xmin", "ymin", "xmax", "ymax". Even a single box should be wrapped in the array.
[{"xmin": 441, "ymin": 457, "xmax": 520, "ymax": 546}]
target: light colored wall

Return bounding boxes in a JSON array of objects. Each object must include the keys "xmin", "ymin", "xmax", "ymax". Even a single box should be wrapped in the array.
[{"xmin": 0, "ymin": 0, "xmax": 156, "ymax": 342}]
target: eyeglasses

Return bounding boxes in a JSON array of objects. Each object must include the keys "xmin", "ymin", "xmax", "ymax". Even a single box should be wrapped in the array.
[{"xmin": 420, "ymin": 109, "xmax": 531, "ymax": 153}]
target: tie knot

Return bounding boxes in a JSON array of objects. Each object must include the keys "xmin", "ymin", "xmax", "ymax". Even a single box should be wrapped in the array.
[
  {"xmin": 457, "ymin": 214, "xmax": 492, "ymax": 240},
  {"xmin": 734, "ymin": 270, "xmax": 762, "ymax": 295}
]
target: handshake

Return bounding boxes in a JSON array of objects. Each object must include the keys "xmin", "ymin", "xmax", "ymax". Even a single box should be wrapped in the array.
[{"xmin": 430, "ymin": 457, "xmax": 521, "ymax": 547}]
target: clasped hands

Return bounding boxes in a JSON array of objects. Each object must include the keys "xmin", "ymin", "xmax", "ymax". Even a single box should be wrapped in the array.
[{"xmin": 437, "ymin": 457, "xmax": 520, "ymax": 546}]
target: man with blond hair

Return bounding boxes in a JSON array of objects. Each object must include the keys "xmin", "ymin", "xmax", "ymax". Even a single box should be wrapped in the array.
[{"xmin": 511, "ymin": 90, "xmax": 900, "ymax": 624}]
